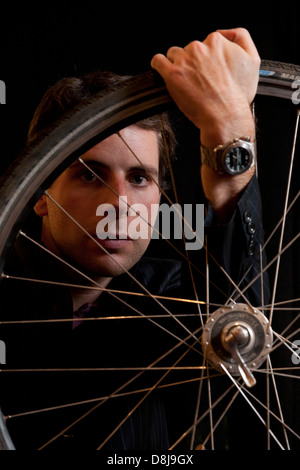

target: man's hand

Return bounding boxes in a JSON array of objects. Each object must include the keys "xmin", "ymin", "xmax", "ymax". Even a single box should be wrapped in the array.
[
  {"xmin": 151, "ymin": 28, "xmax": 260, "ymax": 147},
  {"xmin": 151, "ymin": 28, "xmax": 261, "ymax": 222}
]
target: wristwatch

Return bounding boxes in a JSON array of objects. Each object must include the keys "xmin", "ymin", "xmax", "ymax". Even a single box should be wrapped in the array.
[{"xmin": 200, "ymin": 137, "xmax": 255, "ymax": 175}]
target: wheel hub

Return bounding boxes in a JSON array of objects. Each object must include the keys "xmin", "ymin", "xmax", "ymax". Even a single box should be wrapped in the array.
[{"xmin": 202, "ymin": 303, "xmax": 273, "ymax": 387}]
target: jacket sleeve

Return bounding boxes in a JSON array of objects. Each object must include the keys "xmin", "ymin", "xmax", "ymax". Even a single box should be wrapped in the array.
[{"xmin": 203, "ymin": 175, "xmax": 269, "ymax": 307}]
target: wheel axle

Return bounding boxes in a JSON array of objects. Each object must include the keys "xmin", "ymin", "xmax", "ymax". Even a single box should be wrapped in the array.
[{"xmin": 202, "ymin": 303, "xmax": 273, "ymax": 387}]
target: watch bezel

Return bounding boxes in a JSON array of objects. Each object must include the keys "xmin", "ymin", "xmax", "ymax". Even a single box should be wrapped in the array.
[{"xmin": 219, "ymin": 139, "xmax": 255, "ymax": 175}]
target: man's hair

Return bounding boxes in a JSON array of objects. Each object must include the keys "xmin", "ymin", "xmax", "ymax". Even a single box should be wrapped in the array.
[{"xmin": 27, "ymin": 70, "xmax": 176, "ymax": 190}]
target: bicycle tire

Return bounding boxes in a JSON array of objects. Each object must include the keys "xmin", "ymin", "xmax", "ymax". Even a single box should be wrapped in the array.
[
  {"xmin": 1, "ymin": 59, "xmax": 299, "ymax": 258},
  {"xmin": 258, "ymin": 60, "xmax": 300, "ymax": 101},
  {"xmin": 0, "ymin": 61, "xmax": 299, "ymax": 450}
]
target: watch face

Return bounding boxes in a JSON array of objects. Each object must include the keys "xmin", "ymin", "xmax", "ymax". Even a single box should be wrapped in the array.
[{"xmin": 223, "ymin": 144, "xmax": 253, "ymax": 174}]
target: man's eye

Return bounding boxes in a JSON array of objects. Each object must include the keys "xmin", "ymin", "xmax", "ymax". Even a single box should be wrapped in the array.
[
  {"xmin": 130, "ymin": 174, "xmax": 150, "ymax": 186},
  {"xmin": 80, "ymin": 170, "xmax": 97, "ymax": 183}
]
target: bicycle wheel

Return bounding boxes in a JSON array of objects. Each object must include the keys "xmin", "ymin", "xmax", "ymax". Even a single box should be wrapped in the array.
[{"xmin": 0, "ymin": 61, "xmax": 299, "ymax": 450}]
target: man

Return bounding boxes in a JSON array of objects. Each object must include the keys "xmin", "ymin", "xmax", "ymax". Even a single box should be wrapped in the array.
[{"xmin": 1, "ymin": 28, "xmax": 266, "ymax": 450}]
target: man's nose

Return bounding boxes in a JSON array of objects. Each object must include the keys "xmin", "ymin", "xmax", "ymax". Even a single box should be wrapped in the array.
[{"xmin": 100, "ymin": 177, "xmax": 129, "ymax": 215}]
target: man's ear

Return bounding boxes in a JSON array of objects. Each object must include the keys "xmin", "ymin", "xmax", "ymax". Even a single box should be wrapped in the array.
[{"xmin": 34, "ymin": 195, "xmax": 48, "ymax": 217}]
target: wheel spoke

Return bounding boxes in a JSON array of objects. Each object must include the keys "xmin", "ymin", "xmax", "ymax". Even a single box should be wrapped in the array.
[
  {"xmin": 1, "ymin": 64, "xmax": 300, "ymax": 450},
  {"xmin": 220, "ymin": 364, "xmax": 285, "ymax": 449},
  {"xmin": 268, "ymin": 110, "xmax": 300, "ymax": 328}
]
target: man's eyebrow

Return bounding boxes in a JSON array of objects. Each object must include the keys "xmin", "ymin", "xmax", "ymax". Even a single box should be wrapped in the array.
[
  {"xmin": 129, "ymin": 165, "xmax": 159, "ymax": 177},
  {"xmin": 68, "ymin": 160, "xmax": 108, "ymax": 171},
  {"xmin": 69, "ymin": 159, "xmax": 159, "ymax": 176}
]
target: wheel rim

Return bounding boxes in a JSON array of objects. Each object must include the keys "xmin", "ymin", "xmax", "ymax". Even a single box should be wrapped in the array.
[{"xmin": 0, "ymin": 63, "xmax": 299, "ymax": 450}]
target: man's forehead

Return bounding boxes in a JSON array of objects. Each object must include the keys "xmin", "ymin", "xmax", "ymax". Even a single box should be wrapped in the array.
[{"xmin": 69, "ymin": 128, "xmax": 159, "ymax": 172}]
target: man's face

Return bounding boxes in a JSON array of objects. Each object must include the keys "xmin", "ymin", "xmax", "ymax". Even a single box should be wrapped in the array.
[{"xmin": 35, "ymin": 125, "xmax": 161, "ymax": 278}]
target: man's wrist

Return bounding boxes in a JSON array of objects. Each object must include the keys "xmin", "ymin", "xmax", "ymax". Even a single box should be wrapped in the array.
[{"xmin": 199, "ymin": 103, "xmax": 255, "ymax": 148}]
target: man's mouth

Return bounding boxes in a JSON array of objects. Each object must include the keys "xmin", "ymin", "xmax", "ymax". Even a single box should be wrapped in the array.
[{"xmin": 92, "ymin": 233, "xmax": 133, "ymax": 251}]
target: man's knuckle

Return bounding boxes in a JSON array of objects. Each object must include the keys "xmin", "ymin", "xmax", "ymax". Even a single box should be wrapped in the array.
[
  {"xmin": 186, "ymin": 40, "xmax": 203, "ymax": 55},
  {"xmin": 235, "ymin": 26, "xmax": 249, "ymax": 36},
  {"xmin": 205, "ymin": 31, "xmax": 223, "ymax": 46}
]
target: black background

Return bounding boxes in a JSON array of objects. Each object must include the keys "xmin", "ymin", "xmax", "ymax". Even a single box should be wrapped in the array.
[
  {"xmin": 0, "ymin": 1, "xmax": 300, "ymax": 451},
  {"xmin": 0, "ymin": 2, "xmax": 299, "ymax": 172}
]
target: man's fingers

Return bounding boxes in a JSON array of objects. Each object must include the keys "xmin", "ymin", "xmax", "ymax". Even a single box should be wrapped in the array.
[
  {"xmin": 166, "ymin": 46, "xmax": 185, "ymax": 62},
  {"xmin": 151, "ymin": 53, "xmax": 172, "ymax": 75},
  {"xmin": 151, "ymin": 46, "xmax": 185, "ymax": 74},
  {"xmin": 217, "ymin": 28, "xmax": 260, "ymax": 59}
]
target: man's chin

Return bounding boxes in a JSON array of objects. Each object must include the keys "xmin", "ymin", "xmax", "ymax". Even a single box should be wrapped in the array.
[
  {"xmin": 61, "ymin": 242, "xmax": 148, "ymax": 280},
  {"xmin": 78, "ymin": 256, "xmax": 139, "ymax": 279}
]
